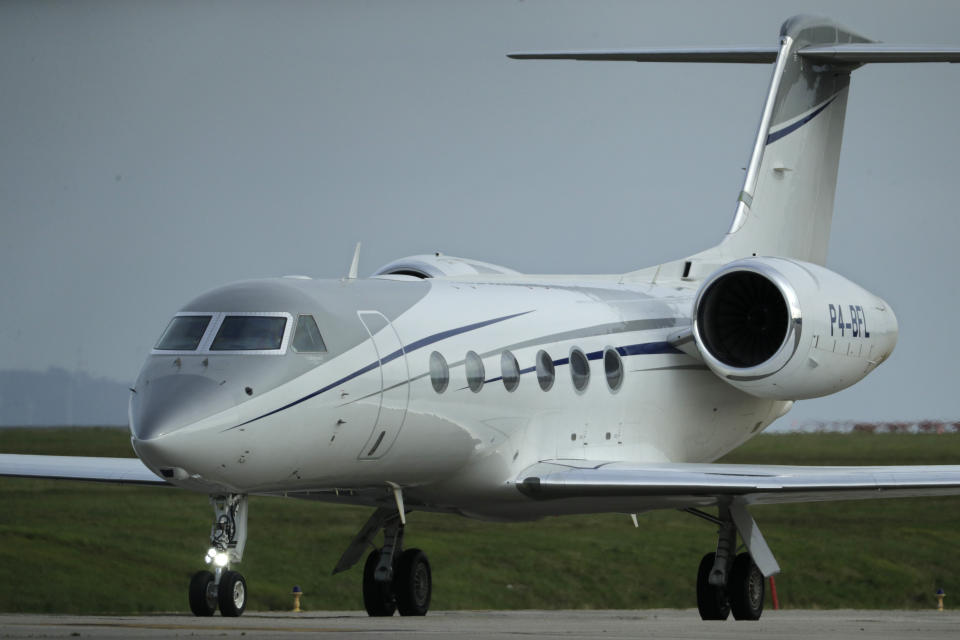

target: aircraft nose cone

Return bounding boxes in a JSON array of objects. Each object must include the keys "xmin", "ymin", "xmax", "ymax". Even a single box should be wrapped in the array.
[{"xmin": 131, "ymin": 373, "xmax": 226, "ymax": 440}]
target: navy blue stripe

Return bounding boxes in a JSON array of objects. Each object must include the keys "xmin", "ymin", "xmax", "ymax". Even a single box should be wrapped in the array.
[
  {"xmin": 231, "ymin": 333, "xmax": 680, "ymax": 430},
  {"xmin": 765, "ymin": 97, "xmax": 835, "ymax": 145},
  {"xmin": 619, "ymin": 341, "xmax": 681, "ymax": 356},
  {"xmin": 513, "ymin": 342, "xmax": 680, "ymax": 377},
  {"xmin": 226, "ymin": 310, "xmax": 533, "ymax": 430}
]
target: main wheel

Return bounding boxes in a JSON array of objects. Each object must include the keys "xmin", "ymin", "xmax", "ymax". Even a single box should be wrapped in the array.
[
  {"xmin": 729, "ymin": 552, "xmax": 764, "ymax": 621},
  {"xmin": 696, "ymin": 552, "xmax": 730, "ymax": 620},
  {"xmin": 362, "ymin": 549, "xmax": 396, "ymax": 616},
  {"xmin": 189, "ymin": 570, "xmax": 217, "ymax": 616},
  {"xmin": 218, "ymin": 570, "xmax": 247, "ymax": 617},
  {"xmin": 394, "ymin": 548, "xmax": 431, "ymax": 616}
]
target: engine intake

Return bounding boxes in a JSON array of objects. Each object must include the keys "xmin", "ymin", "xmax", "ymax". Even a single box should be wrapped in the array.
[
  {"xmin": 697, "ymin": 270, "xmax": 790, "ymax": 369},
  {"xmin": 691, "ymin": 257, "xmax": 897, "ymax": 400}
]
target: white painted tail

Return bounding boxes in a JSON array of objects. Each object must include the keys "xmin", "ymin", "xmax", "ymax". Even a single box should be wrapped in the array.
[
  {"xmin": 711, "ymin": 16, "xmax": 869, "ymax": 265},
  {"xmin": 510, "ymin": 15, "xmax": 960, "ymax": 269}
]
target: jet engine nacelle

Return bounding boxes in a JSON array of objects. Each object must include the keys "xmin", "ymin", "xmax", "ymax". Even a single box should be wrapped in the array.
[{"xmin": 692, "ymin": 257, "xmax": 898, "ymax": 400}]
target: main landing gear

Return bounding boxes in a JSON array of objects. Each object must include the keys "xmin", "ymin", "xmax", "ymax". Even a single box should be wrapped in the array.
[
  {"xmin": 189, "ymin": 494, "xmax": 249, "ymax": 617},
  {"xmin": 687, "ymin": 500, "xmax": 778, "ymax": 621},
  {"xmin": 361, "ymin": 530, "xmax": 432, "ymax": 616},
  {"xmin": 334, "ymin": 495, "xmax": 433, "ymax": 616}
]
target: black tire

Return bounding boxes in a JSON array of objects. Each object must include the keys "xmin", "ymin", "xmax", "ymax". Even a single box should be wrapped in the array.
[
  {"xmin": 729, "ymin": 552, "xmax": 764, "ymax": 621},
  {"xmin": 362, "ymin": 549, "xmax": 396, "ymax": 616},
  {"xmin": 189, "ymin": 570, "xmax": 217, "ymax": 616},
  {"xmin": 218, "ymin": 570, "xmax": 247, "ymax": 617},
  {"xmin": 394, "ymin": 548, "xmax": 432, "ymax": 616},
  {"xmin": 696, "ymin": 552, "xmax": 730, "ymax": 621}
]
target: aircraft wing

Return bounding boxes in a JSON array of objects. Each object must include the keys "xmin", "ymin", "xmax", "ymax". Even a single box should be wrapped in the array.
[
  {"xmin": 0, "ymin": 454, "xmax": 168, "ymax": 486},
  {"xmin": 516, "ymin": 460, "xmax": 960, "ymax": 506}
]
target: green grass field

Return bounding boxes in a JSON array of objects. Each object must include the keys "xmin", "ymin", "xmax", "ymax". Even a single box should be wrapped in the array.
[{"xmin": 1, "ymin": 428, "xmax": 959, "ymax": 613}]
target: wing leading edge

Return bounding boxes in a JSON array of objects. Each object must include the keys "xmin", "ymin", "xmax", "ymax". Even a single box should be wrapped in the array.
[
  {"xmin": 517, "ymin": 461, "xmax": 960, "ymax": 506},
  {"xmin": 0, "ymin": 454, "xmax": 168, "ymax": 486}
]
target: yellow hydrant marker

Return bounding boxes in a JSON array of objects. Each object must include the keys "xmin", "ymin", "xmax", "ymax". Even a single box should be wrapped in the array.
[
  {"xmin": 292, "ymin": 585, "xmax": 303, "ymax": 612},
  {"xmin": 936, "ymin": 588, "xmax": 945, "ymax": 611}
]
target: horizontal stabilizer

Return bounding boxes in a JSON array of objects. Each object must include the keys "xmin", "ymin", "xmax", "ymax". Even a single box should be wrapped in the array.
[
  {"xmin": 0, "ymin": 454, "xmax": 168, "ymax": 486},
  {"xmin": 507, "ymin": 47, "xmax": 778, "ymax": 64},
  {"xmin": 509, "ymin": 44, "xmax": 960, "ymax": 66},
  {"xmin": 798, "ymin": 43, "xmax": 960, "ymax": 63}
]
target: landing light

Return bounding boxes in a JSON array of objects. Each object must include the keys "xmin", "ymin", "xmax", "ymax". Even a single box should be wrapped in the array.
[{"xmin": 214, "ymin": 552, "xmax": 230, "ymax": 567}]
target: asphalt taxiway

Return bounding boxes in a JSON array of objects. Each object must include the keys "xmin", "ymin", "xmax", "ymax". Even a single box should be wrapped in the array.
[{"xmin": 1, "ymin": 609, "xmax": 957, "ymax": 639}]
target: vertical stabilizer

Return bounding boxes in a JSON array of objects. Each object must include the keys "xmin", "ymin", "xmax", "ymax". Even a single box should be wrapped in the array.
[
  {"xmin": 509, "ymin": 15, "xmax": 960, "ymax": 273},
  {"xmin": 713, "ymin": 16, "xmax": 870, "ymax": 265}
]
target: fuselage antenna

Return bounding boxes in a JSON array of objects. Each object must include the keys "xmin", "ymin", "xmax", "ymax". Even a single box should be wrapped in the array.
[{"xmin": 347, "ymin": 242, "xmax": 362, "ymax": 279}]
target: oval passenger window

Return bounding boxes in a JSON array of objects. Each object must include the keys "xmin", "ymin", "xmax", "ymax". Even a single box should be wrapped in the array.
[
  {"xmin": 536, "ymin": 350, "xmax": 555, "ymax": 391},
  {"xmin": 501, "ymin": 351, "xmax": 520, "ymax": 392},
  {"xmin": 430, "ymin": 351, "xmax": 449, "ymax": 393},
  {"xmin": 465, "ymin": 351, "xmax": 485, "ymax": 393},
  {"xmin": 570, "ymin": 348, "xmax": 590, "ymax": 392}
]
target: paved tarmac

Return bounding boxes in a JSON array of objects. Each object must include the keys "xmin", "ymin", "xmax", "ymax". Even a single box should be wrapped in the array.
[{"xmin": 1, "ymin": 609, "xmax": 957, "ymax": 640}]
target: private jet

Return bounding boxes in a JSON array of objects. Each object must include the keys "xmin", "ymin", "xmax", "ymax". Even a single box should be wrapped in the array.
[{"xmin": 3, "ymin": 15, "xmax": 960, "ymax": 621}]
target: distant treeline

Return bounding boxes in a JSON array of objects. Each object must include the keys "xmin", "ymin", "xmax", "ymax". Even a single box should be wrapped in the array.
[
  {"xmin": 0, "ymin": 369, "xmax": 128, "ymax": 427},
  {"xmin": 782, "ymin": 420, "xmax": 960, "ymax": 434}
]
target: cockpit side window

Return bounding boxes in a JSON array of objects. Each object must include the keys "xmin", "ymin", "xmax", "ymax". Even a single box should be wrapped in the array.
[
  {"xmin": 210, "ymin": 316, "xmax": 287, "ymax": 351},
  {"xmin": 292, "ymin": 314, "xmax": 327, "ymax": 353},
  {"xmin": 155, "ymin": 315, "xmax": 212, "ymax": 350}
]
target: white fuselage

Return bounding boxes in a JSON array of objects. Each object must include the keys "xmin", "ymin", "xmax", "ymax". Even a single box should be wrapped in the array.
[{"xmin": 131, "ymin": 274, "xmax": 789, "ymax": 520}]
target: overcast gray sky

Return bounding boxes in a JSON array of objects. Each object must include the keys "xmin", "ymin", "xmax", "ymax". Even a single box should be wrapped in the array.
[{"xmin": 1, "ymin": 0, "xmax": 958, "ymax": 427}]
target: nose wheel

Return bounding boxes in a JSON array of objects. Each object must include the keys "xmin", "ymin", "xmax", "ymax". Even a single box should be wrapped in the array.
[
  {"xmin": 188, "ymin": 570, "xmax": 217, "ymax": 617},
  {"xmin": 189, "ymin": 494, "xmax": 249, "ymax": 617},
  {"xmin": 218, "ymin": 570, "xmax": 248, "ymax": 617},
  {"xmin": 188, "ymin": 569, "xmax": 247, "ymax": 617}
]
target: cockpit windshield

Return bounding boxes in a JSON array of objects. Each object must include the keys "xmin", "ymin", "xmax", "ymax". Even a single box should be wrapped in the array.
[
  {"xmin": 210, "ymin": 315, "xmax": 288, "ymax": 351},
  {"xmin": 155, "ymin": 315, "xmax": 212, "ymax": 350}
]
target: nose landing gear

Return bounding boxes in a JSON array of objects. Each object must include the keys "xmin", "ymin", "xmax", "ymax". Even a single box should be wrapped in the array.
[{"xmin": 189, "ymin": 494, "xmax": 248, "ymax": 617}]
